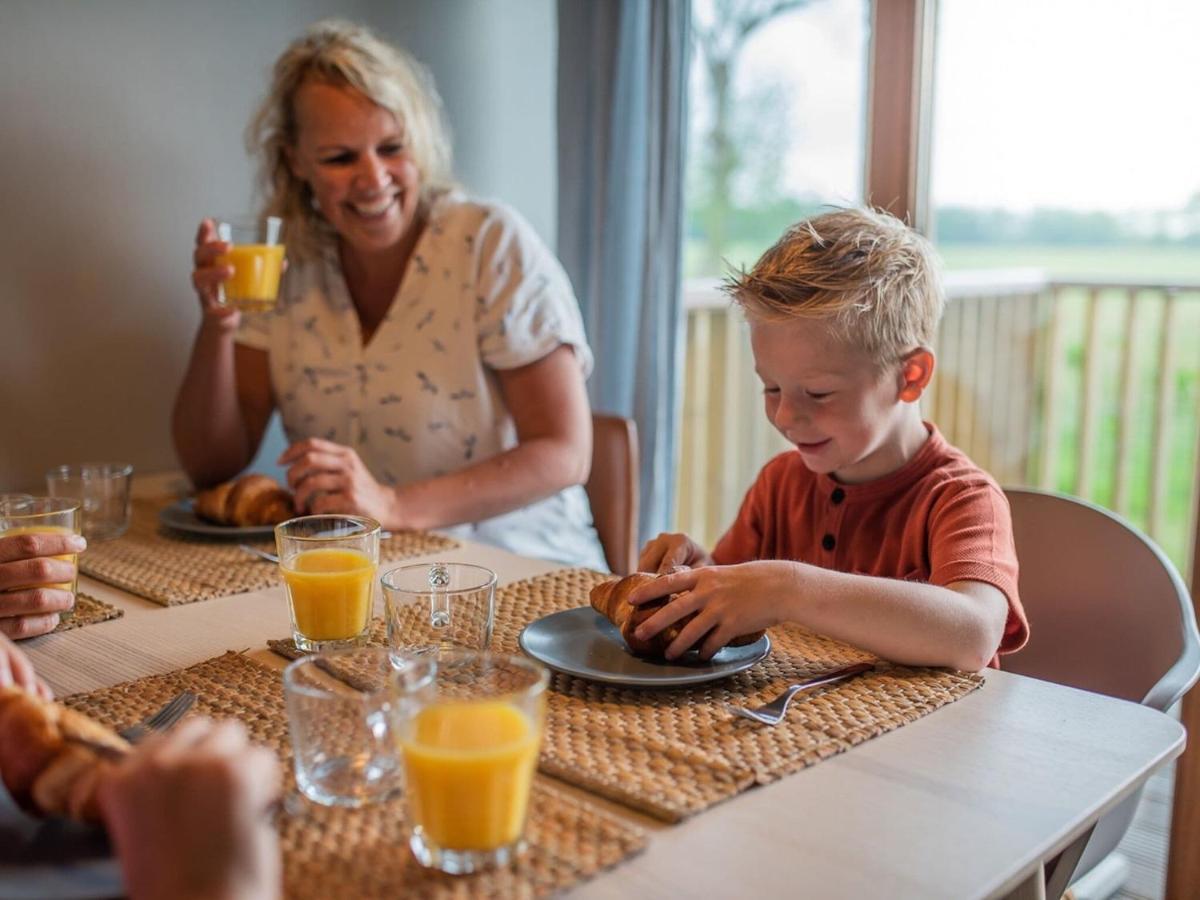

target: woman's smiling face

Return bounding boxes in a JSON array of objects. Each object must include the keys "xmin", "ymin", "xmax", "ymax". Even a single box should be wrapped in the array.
[{"xmin": 287, "ymin": 80, "xmax": 422, "ymax": 257}]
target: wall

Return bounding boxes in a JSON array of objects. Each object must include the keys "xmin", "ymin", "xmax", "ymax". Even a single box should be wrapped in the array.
[{"xmin": 0, "ymin": 0, "xmax": 557, "ymax": 491}]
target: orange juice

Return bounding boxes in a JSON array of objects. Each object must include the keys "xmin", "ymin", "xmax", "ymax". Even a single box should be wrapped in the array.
[
  {"xmin": 219, "ymin": 244, "xmax": 284, "ymax": 309},
  {"xmin": 281, "ymin": 547, "xmax": 374, "ymax": 641},
  {"xmin": 402, "ymin": 700, "xmax": 541, "ymax": 851},
  {"xmin": 0, "ymin": 525, "xmax": 77, "ymax": 593}
]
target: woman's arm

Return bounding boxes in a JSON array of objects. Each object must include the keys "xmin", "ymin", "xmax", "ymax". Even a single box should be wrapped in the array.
[
  {"xmin": 172, "ymin": 339, "xmax": 274, "ymax": 488},
  {"xmin": 282, "ymin": 344, "xmax": 592, "ymax": 529},
  {"xmin": 172, "ymin": 220, "xmax": 275, "ymax": 487}
]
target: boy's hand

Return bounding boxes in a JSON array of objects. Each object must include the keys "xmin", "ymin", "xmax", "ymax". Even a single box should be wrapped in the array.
[
  {"xmin": 627, "ymin": 560, "xmax": 799, "ymax": 660},
  {"xmin": 637, "ymin": 532, "xmax": 713, "ymax": 574}
]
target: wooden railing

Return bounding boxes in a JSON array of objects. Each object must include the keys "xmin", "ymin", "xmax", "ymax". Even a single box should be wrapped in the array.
[{"xmin": 674, "ymin": 272, "xmax": 1200, "ymax": 573}]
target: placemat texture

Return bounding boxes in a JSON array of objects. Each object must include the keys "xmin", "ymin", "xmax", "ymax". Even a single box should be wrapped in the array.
[
  {"xmin": 54, "ymin": 592, "xmax": 124, "ymax": 632},
  {"xmin": 79, "ymin": 498, "xmax": 459, "ymax": 606},
  {"xmin": 270, "ymin": 568, "xmax": 985, "ymax": 824},
  {"xmin": 64, "ymin": 651, "xmax": 645, "ymax": 899},
  {"xmin": 501, "ymin": 569, "xmax": 984, "ymax": 823}
]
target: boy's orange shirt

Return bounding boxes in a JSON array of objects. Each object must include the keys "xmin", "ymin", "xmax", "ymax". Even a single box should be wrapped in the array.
[{"xmin": 711, "ymin": 423, "xmax": 1029, "ymax": 664}]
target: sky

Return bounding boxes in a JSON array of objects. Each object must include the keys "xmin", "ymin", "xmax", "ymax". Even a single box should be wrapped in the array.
[{"xmin": 691, "ymin": 0, "xmax": 1200, "ymax": 213}]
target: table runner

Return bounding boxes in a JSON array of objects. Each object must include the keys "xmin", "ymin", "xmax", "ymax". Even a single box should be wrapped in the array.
[
  {"xmin": 64, "ymin": 651, "xmax": 646, "ymax": 899},
  {"xmin": 271, "ymin": 568, "xmax": 985, "ymax": 823},
  {"xmin": 79, "ymin": 499, "xmax": 459, "ymax": 606},
  {"xmin": 53, "ymin": 592, "xmax": 124, "ymax": 632}
]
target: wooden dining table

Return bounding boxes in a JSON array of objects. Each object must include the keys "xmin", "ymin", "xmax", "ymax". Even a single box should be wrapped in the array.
[{"xmin": 19, "ymin": 476, "xmax": 1186, "ymax": 900}]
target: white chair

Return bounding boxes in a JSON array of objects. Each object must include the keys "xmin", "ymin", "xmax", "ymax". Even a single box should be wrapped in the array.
[{"xmin": 1003, "ymin": 487, "xmax": 1200, "ymax": 899}]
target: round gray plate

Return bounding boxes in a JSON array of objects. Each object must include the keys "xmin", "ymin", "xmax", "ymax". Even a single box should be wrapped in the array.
[
  {"xmin": 158, "ymin": 499, "xmax": 275, "ymax": 540},
  {"xmin": 518, "ymin": 606, "xmax": 771, "ymax": 687}
]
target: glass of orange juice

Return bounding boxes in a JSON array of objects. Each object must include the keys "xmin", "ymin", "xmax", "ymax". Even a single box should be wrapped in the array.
[
  {"xmin": 216, "ymin": 216, "xmax": 285, "ymax": 312},
  {"xmin": 392, "ymin": 650, "xmax": 548, "ymax": 874},
  {"xmin": 275, "ymin": 515, "xmax": 380, "ymax": 652},
  {"xmin": 0, "ymin": 496, "xmax": 82, "ymax": 621}
]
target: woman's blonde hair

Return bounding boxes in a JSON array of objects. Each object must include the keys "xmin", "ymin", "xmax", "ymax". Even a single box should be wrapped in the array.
[
  {"xmin": 725, "ymin": 207, "xmax": 945, "ymax": 366},
  {"xmin": 248, "ymin": 19, "xmax": 455, "ymax": 262}
]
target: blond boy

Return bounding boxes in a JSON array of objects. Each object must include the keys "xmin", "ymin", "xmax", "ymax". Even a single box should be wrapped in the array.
[{"xmin": 634, "ymin": 208, "xmax": 1028, "ymax": 671}]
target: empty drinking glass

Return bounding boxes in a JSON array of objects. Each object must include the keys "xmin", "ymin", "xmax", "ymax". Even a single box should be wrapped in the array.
[
  {"xmin": 381, "ymin": 562, "xmax": 496, "ymax": 655},
  {"xmin": 282, "ymin": 646, "xmax": 407, "ymax": 807},
  {"xmin": 45, "ymin": 463, "xmax": 133, "ymax": 541}
]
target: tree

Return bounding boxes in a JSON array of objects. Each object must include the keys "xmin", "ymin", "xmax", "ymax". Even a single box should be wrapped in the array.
[{"xmin": 691, "ymin": 0, "xmax": 813, "ymax": 272}]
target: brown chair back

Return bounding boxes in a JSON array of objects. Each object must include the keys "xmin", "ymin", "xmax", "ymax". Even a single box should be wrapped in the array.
[{"xmin": 585, "ymin": 413, "xmax": 640, "ymax": 574}]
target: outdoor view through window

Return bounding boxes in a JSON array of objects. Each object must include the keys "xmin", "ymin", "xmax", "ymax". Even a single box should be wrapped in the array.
[
  {"xmin": 677, "ymin": 0, "xmax": 869, "ymax": 544},
  {"xmin": 677, "ymin": 0, "xmax": 1198, "ymax": 571},
  {"xmin": 929, "ymin": 0, "xmax": 1200, "ymax": 567}
]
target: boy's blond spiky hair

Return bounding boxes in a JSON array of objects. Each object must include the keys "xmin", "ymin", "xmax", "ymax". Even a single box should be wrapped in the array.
[{"xmin": 724, "ymin": 207, "xmax": 945, "ymax": 365}]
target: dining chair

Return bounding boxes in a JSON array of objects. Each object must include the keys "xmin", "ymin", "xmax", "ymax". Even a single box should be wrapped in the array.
[
  {"xmin": 1004, "ymin": 487, "xmax": 1200, "ymax": 900},
  {"xmin": 586, "ymin": 413, "xmax": 640, "ymax": 574}
]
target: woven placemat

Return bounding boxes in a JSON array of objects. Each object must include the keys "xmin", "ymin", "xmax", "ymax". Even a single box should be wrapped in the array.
[
  {"xmin": 53, "ymin": 592, "xmax": 124, "ymax": 632},
  {"xmin": 270, "ymin": 568, "xmax": 985, "ymax": 823},
  {"xmin": 502, "ymin": 569, "xmax": 983, "ymax": 822},
  {"xmin": 64, "ymin": 652, "xmax": 645, "ymax": 898},
  {"xmin": 78, "ymin": 498, "xmax": 460, "ymax": 606}
]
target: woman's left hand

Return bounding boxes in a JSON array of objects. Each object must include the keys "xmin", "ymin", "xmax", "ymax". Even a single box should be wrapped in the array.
[{"xmin": 278, "ymin": 438, "xmax": 398, "ymax": 525}]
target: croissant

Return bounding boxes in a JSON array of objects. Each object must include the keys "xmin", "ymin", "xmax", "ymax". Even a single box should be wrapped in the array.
[
  {"xmin": 194, "ymin": 474, "xmax": 295, "ymax": 527},
  {"xmin": 589, "ymin": 573, "xmax": 765, "ymax": 658},
  {"xmin": 0, "ymin": 686, "xmax": 129, "ymax": 822}
]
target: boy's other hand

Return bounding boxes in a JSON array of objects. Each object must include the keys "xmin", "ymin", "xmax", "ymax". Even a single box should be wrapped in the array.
[
  {"xmin": 637, "ymin": 532, "xmax": 713, "ymax": 573},
  {"xmin": 627, "ymin": 561, "xmax": 795, "ymax": 660}
]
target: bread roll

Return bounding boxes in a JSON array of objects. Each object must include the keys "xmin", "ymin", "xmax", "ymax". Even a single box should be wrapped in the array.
[
  {"xmin": 589, "ymin": 573, "xmax": 765, "ymax": 658},
  {"xmin": 194, "ymin": 474, "xmax": 295, "ymax": 527},
  {"xmin": 0, "ymin": 686, "xmax": 129, "ymax": 822}
]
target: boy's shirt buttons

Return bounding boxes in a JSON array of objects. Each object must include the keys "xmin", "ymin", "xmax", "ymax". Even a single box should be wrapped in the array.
[
  {"xmin": 830, "ymin": 488, "xmax": 845, "ymax": 505},
  {"xmin": 822, "ymin": 533, "xmax": 836, "ymax": 551}
]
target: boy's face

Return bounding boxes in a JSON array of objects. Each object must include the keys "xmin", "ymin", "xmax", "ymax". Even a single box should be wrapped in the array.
[{"xmin": 749, "ymin": 316, "xmax": 922, "ymax": 484}]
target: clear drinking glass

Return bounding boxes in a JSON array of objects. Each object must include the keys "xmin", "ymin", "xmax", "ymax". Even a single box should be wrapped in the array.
[
  {"xmin": 282, "ymin": 647, "xmax": 406, "ymax": 807},
  {"xmin": 216, "ymin": 215, "xmax": 285, "ymax": 312},
  {"xmin": 0, "ymin": 497, "xmax": 82, "ymax": 619},
  {"xmin": 381, "ymin": 562, "xmax": 496, "ymax": 655},
  {"xmin": 45, "ymin": 463, "xmax": 133, "ymax": 541},
  {"xmin": 275, "ymin": 515, "xmax": 380, "ymax": 653},
  {"xmin": 0, "ymin": 494, "xmax": 34, "ymax": 514},
  {"xmin": 392, "ymin": 650, "xmax": 548, "ymax": 874}
]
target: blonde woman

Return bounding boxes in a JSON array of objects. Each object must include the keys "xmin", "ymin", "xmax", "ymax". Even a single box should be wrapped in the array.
[{"xmin": 173, "ymin": 20, "xmax": 605, "ymax": 568}]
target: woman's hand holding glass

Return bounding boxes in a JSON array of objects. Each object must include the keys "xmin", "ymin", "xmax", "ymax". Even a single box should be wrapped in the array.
[
  {"xmin": 191, "ymin": 218, "xmax": 240, "ymax": 333},
  {"xmin": 0, "ymin": 531, "xmax": 85, "ymax": 639}
]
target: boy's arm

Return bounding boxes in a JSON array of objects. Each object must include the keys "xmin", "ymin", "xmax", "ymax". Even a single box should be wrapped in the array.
[{"xmin": 629, "ymin": 561, "xmax": 1009, "ymax": 672}]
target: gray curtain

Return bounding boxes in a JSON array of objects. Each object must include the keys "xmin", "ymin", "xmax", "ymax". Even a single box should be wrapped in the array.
[{"xmin": 556, "ymin": 0, "xmax": 690, "ymax": 544}]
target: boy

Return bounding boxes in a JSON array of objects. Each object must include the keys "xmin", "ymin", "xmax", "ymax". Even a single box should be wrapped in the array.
[{"xmin": 633, "ymin": 208, "xmax": 1028, "ymax": 671}]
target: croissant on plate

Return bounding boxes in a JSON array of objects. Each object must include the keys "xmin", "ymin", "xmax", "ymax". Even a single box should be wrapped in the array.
[
  {"xmin": 589, "ymin": 573, "xmax": 765, "ymax": 658},
  {"xmin": 193, "ymin": 474, "xmax": 295, "ymax": 527},
  {"xmin": 0, "ymin": 686, "xmax": 129, "ymax": 823}
]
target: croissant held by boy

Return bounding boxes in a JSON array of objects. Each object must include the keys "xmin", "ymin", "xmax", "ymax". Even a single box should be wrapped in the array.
[{"xmin": 590, "ymin": 573, "xmax": 764, "ymax": 659}]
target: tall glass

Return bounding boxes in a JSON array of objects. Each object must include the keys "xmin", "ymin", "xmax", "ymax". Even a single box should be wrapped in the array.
[
  {"xmin": 392, "ymin": 650, "xmax": 548, "ymax": 874},
  {"xmin": 216, "ymin": 216, "xmax": 285, "ymax": 312},
  {"xmin": 0, "ymin": 497, "xmax": 82, "ymax": 618},
  {"xmin": 381, "ymin": 562, "xmax": 496, "ymax": 655},
  {"xmin": 275, "ymin": 515, "xmax": 380, "ymax": 652}
]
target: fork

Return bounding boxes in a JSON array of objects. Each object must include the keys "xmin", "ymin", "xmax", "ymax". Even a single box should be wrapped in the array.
[
  {"xmin": 118, "ymin": 691, "xmax": 197, "ymax": 743},
  {"xmin": 727, "ymin": 663, "xmax": 874, "ymax": 726}
]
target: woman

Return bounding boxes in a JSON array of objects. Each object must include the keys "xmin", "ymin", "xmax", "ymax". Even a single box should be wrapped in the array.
[{"xmin": 173, "ymin": 20, "xmax": 606, "ymax": 569}]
